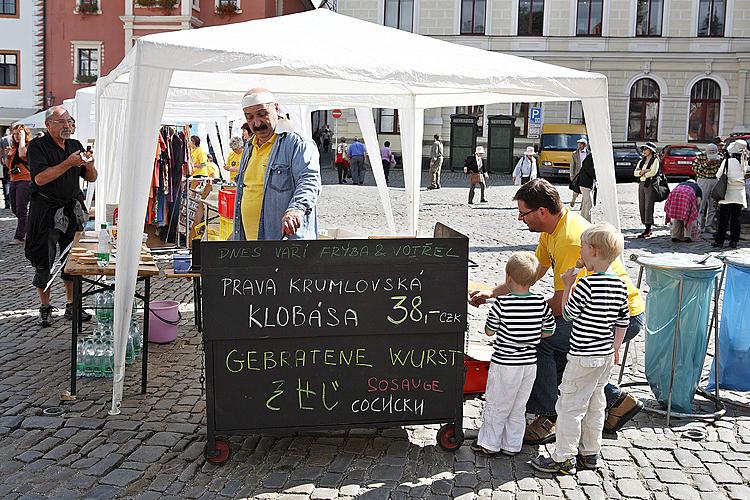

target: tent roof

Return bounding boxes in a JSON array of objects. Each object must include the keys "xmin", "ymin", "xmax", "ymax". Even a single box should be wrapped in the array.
[{"xmin": 100, "ymin": 9, "xmax": 606, "ymax": 109}]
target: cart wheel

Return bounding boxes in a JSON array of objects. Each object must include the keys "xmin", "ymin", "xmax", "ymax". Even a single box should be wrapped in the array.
[
  {"xmin": 437, "ymin": 423, "xmax": 463, "ymax": 451},
  {"xmin": 205, "ymin": 437, "xmax": 231, "ymax": 465}
]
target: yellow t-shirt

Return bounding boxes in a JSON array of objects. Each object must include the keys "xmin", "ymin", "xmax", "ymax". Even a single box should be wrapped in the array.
[
  {"xmin": 241, "ymin": 133, "xmax": 276, "ymax": 240},
  {"xmin": 206, "ymin": 161, "xmax": 220, "ymax": 179},
  {"xmin": 191, "ymin": 147, "xmax": 208, "ymax": 176},
  {"xmin": 226, "ymin": 150, "xmax": 242, "ymax": 174},
  {"xmin": 536, "ymin": 208, "xmax": 645, "ymax": 317}
]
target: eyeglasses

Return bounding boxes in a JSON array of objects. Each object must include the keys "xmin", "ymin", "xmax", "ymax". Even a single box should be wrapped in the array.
[
  {"xmin": 518, "ymin": 207, "xmax": 539, "ymax": 218},
  {"xmin": 50, "ymin": 119, "xmax": 74, "ymax": 125}
]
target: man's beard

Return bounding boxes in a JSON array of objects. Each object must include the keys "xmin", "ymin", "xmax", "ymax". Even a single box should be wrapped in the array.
[{"xmin": 60, "ymin": 130, "xmax": 72, "ymax": 139}]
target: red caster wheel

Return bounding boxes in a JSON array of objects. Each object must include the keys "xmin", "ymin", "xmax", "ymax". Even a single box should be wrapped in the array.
[
  {"xmin": 205, "ymin": 437, "xmax": 231, "ymax": 465},
  {"xmin": 437, "ymin": 423, "xmax": 463, "ymax": 451}
]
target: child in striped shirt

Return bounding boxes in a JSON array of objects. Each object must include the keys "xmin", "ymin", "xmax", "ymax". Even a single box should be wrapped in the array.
[
  {"xmin": 472, "ymin": 252, "xmax": 555, "ymax": 456},
  {"xmin": 532, "ymin": 223, "xmax": 629, "ymax": 475}
]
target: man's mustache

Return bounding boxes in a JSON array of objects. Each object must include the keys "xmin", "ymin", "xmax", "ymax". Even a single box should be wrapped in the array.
[{"xmin": 252, "ymin": 123, "xmax": 269, "ymax": 133}]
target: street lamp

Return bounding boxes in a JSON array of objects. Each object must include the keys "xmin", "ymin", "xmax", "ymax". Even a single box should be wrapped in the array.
[{"xmin": 46, "ymin": 91, "xmax": 55, "ymax": 108}]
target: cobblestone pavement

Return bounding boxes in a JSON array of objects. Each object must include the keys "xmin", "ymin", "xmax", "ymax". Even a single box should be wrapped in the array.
[{"xmin": 0, "ymin": 169, "xmax": 749, "ymax": 499}]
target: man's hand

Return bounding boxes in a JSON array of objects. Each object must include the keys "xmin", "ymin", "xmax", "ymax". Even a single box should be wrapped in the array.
[
  {"xmin": 614, "ymin": 349, "xmax": 620, "ymax": 365},
  {"xmin": 561, "ymin": 267, "xmax": 578, "ymax": 288},
  {"xmin": 468, "ymin": 289, "xmax": 492, "ymax": 307},
  {"xmin": 281, "ymin": 209, "xmax": 304, "ymax": 236},
  {"xmin": 64, "ymin": 151, "xmax": 84, "ymax": 169}
]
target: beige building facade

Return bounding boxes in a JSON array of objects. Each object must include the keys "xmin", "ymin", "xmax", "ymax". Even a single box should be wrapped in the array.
[{"xmin": 331, "ymin": 0, "xmax": 750, "ymax": 162}]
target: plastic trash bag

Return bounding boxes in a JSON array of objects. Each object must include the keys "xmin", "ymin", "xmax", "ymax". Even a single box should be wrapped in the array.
[
  {"xmin": 707, "ymin": 261, "xmax": 750, "ymax": 391},
  {"xmin": 644, "ymin": 266, "xmax": 720, "ymax": 413}
]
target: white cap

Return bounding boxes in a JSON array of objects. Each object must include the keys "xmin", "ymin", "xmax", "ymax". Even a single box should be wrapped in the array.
[
  {"xmin": 577, "ymin": 137, "xmax": 588, "ymax": 145},
  {"xmin": 524, "ymin": 146, "xmax": 535, "ymax": 155},
  {"xmin": 727, "ymin": 139, "xmax": 747, "ymax": 155},
  {"xmin": 242, "ymin": 89, "xmax": 276, "ymax": 109},
  {"xmin": 475, "ymin": 146, "xmax": 485, "ymax": 154}
]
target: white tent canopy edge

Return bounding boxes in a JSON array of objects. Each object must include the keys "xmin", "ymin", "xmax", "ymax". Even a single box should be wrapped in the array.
[{"xmin": 95, "ymin": 9, "xmax": 619, "ymax": 415}]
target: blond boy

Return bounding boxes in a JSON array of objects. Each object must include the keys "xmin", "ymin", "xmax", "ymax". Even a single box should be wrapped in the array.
[
  {"xmin": 531, "ymin": 223, "xmax": 629, "ymax": 474},
  {"xmin": 472, "ymin": 252, "xmax": 555, "ymax": 456}
]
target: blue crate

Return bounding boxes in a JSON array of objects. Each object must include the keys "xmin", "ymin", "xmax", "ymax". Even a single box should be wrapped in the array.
[{"xmin": 173, "ymin": 255, "xmax": 192, "ymax": 274}]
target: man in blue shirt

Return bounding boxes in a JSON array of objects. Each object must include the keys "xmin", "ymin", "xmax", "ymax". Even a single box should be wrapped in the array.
[{"xmin": 347, "ymin": 137, "xmax": 366, "ymax": 185}]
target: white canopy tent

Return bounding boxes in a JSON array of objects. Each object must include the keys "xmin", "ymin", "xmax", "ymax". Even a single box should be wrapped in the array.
[{"xmin": 95, "ymin": 9, "xmax": 620, "ymax": 414}]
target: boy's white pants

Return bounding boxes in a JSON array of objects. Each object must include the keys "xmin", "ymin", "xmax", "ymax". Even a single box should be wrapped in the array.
[
  {"xmin": 477, "ymin": 363, "xmax": 537, "ymax": 453},
  {"xmin": 552, "ymin": 354, "xmax": 613, "ymax": 462}
]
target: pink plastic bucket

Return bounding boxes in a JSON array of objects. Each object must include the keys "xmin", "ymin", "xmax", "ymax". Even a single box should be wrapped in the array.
[{"xmin": 149, "ymin": 300, "xmax": 180, "ymax": 343}]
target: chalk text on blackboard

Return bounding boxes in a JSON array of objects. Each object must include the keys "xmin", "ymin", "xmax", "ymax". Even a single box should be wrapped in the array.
[
  {"xmin": 222, "ymin": 278, "xmax": 277, "ymax": 296},
  {"xmin": 225, "ymin": 347, "xmax": 372, "ymax": 372},
  {"xmin": 288, "ymin": 276, "xmax": 422, "ymax": 295},
  {"xmin": 388, "ymin": 348, "xmax": 462, "ymax": 368},
  {"xmin": 248, "ymin": 304, "xmax": 359, "ymax": 328},
  {"xmin": 218, "ymin": 246, "xmax": 262, "ymax": 260},
  {"xmin": 351, "ymin": 395, "xmax": 424, "ymax": 415}
]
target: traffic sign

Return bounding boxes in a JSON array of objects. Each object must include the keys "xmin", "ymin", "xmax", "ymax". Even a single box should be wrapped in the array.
[
  {"xmin": 529, "ymin": 106, "xmax": 542, "ymax": 124},
  {"xmin": 331, "ymin": 109, "xmax": 342, "ymax": 119}
]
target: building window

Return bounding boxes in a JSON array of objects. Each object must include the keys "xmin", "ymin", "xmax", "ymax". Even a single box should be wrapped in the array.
[
  {"xmin": 378, "ymin": 109, "xmax": 400, "ymax": 134},
  {"xmin": 570, "ymin": 101, "xmax": 585, "ymax": 125},
  {"xmin": 0, "ymin": 52, "xmax": 19, "ymax": 88},
  {"xmin": 76, "ymin": 0, "xmax": 100, "ymax": 13},
  {"xmin": 627, "ymin": 78, "xmax": 660, "ymax": 141},
  {"xmin": 0, "ymin": 0, "xmax": 18, "ymax": 17},
  {"xmin": 73, "ymin": 42, "xmax": 102, "ymax": 83},
  {"xmin": 636, "ymin": 0, "xmax": 662, "ymax": 36},
  {"xmin": 216, "ymin": 0, "xmax": 241, "ymax": 13},
  {"xmin": 461, "ymin": 0, "xmax": 486, "ymax": 34},
  {"xmin": 576, "ymin": 0, "xmax": 603, "ymax": 36},
  {"xmin": 518, "ymin": 0, "xmax": 544, "ymax": 36},
  {"xmin": 689, "ymin": 79, "xmax": 721, "ymax": 142},
  {"xmin": 697, "ymin": 0, "xmax": 725, "ymax": 37},
  {"xmin": 384, "ymin": 0, "xmax": 413, "ymax": 32},
  {"xmin": 456, "ymin": 105, "xmax": 484, "ymax": 135}
]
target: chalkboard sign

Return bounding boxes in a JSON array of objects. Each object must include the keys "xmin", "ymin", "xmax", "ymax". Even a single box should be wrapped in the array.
[{"xmin": 200, "ymin": 231, "xmax": 468, "ymax": 440}]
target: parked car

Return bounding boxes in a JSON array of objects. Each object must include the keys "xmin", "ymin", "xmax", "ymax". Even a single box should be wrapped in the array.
[
  {"xmin": 612, "ymin": 143, "xmax": 641, "ymax": 180},
  {"xmin": 660, "ymin": 144, "xmax": 702, "ymax": 178},
  {"xmin": 538, "ymin": 123, "xmax": 588, "ymax": 179}
]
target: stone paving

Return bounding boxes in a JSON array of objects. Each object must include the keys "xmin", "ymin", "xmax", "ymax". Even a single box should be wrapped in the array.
[{"xmin": 0, "ymin": 168, "xmax": 748, "ymax": 499}]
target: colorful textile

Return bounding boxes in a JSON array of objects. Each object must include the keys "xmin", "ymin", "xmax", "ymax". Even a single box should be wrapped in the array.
[
  {"xmin": 693, "ymin": 153, "xmax": 722, "ymax": 179},
  {"xmin": 664, "ymin": 183, "xmax": 699, "ymax": 232}
]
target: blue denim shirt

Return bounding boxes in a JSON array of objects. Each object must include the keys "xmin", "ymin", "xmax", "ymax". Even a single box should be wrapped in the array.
[{"xmin": 231, "ymin": 120, "xmax": 321, "ymax": 241}]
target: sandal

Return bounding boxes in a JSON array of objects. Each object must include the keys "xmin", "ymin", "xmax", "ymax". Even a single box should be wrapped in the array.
[{"xmin": 523, "ymin": 416, "xmax": 556, "ymax": 445}]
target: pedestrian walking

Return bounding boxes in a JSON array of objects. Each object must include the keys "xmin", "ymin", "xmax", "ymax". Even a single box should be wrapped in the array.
[
  {"xmin": 26, "ymin": 106, "xmax": 97, "ymax": 327},
  {"xmin": 664, "ymin": 178, "xmax": 702, "ymax": 243},
  {"xmin": 569, "ymin": 138, "xmax": 588, "ymax": 207},
  {"xmin": 335, "ymin": 137, "xmax": 349, "ymax": 184},
  {"xmin": 428, "ymin": 134, "xmax": 444, "ymax": 189},
  {"xmin": 471, "ymin": 252, "xmax": 555, "ymax": 457},
  {"xmin": 347, "ymin": 137, "xmax": 366, "ymax": 185},
  {"xmin": 712, "ymin": 139, "xmax": 750, "ymax": 249},
  {"xmin": 634, "ymin": 142, "xmax": 660, "ymax": 238},
  {"xmin": 7, "ymin": 124, "xmax": 33, "ymax": 244},
  {"xmin": 465, "ymin": 146, "xmax": 487, "ymax": 204},
  {"xmin": 693, "ymin": 143, "xmax": 722, "ymax": 232},
  {"xmin": 578, "ymin": 150, "xmax": 596, "ymax": 222},
  {"xmin": 513, "ymin": 147, "xmax": 538, "ymax": 186},
  {"xmin": 321, "ymin": 124, "xmax": 332, "ymax": 153},
  {"xmin": 380, "ymin": 141, "xmax": 395, "ymax": 184}
]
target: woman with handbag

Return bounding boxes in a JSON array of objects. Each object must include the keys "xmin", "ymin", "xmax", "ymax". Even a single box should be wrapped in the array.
[
  {"xmin": 712, "ymin": 139, "xmax": 750, "ymax": 249},
  {"xmin": 464, "ymin": 146, "xmax": 488, "ymax": 204},
  {"xmin": 634, "ymin": 142, "xmax": 660, "ymax": 238},
  {"xmin": 7, "ymin": 124, "xmax": 32, "ymax": 244}
]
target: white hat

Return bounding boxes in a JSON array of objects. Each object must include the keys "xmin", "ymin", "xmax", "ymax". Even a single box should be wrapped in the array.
[
  {"xmin": 475, "ymin": 146, "xmax": 485, "ymax": 154},
  {"xmin": 577, "ymin": 137, "xmax": 588, "ymax": 145},
  {"xmin": 727, "ymin": 139, "xmax": 747, "ymax": 155},
  {"xmin": 524, "ymin": 146, "xmax": 535, "ymax": 155},
  {"xmin": 242, "ymin": 89, "xmax": 276, "ymax": 109}
]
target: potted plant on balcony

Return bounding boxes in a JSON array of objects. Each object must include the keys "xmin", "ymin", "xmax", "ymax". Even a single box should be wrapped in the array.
[
  {"xmin": 157, "ymin": 0, "xmax": 179, "ymax": 12},
  {"xmin": 78, "ymin": 2, "xmax": 99, "ymax": 14},
  {"xmin": 215, "ymin": 2, "xmax": 239, "ymax": 17},
  {"xmin": 76, "ymin": 74, "xmax": 98, "ymax": 84},
  {"xmin": 137, "ymin": 0, "xmax": 158, "ymax": 6}
]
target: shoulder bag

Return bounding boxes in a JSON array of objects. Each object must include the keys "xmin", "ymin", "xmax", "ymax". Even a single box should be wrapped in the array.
[
  {"xmin": 569, "ymin": 173, "xmax": 581, "ymax": 194},
  {"xmin": 711, "ymin": 160, "xmax": 729, "ymax": 202},
  {"xmin": 469, "ymin": 172, "xmax": 482, "ymax": 185},
  {"xmin": 650, "ymin": 172, "xmax": 671, "ymax": 202}
]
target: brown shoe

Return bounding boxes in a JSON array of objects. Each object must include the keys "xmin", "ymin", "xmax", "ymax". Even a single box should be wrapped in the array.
[
  {"xmin": 604, "ymin": 393, "xmax": 643, "ymax": 433},
  {"xmin": 523, "ymin": 416, "xmax": 556, "ymax": 445}
]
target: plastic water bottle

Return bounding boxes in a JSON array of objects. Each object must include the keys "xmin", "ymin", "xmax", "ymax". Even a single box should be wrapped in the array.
[
  {"xmin": 76, "ymin": 338, "xmax": 86, "ymax": 376},
  {"xmin": 102, "ymin": 339, "xmax": 114, "ymax": 378},
  {"xmin": 83, "ymin": 338, "xmax": 97, "ymax": 377},
  {"xmin": 125, "ymin": 335, "xmax": 135, "ymax": 365},
  {"xmin": 130, "ymin": 322, "xmax": 141, "ymax": 357},
  {"xmin": 96, "ymin": 223, "xmax": 110, "ymax": 267},
  {"xmin": 95, "ymin": 290, "xmax": 114, "ymax": 326}
]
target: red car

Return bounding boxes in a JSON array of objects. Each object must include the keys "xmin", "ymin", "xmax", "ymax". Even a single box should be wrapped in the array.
[{"xmin": 660, "ymin": 144, "xmax": 702, "ymax": 178}]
